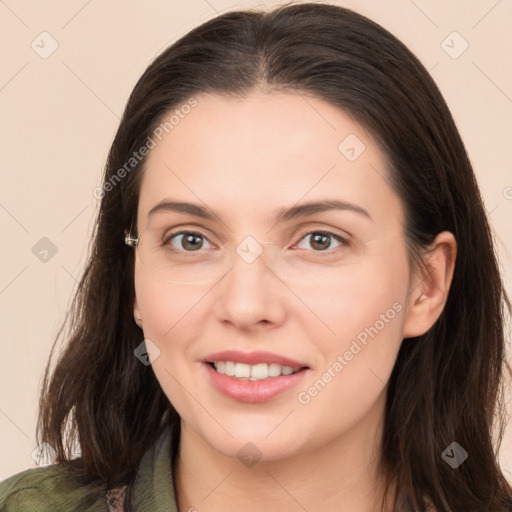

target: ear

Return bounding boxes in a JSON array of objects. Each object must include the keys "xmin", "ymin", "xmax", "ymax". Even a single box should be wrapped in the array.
[
  {"xmin": 133, "ymin": 296, "xmax": 143, "ymax": 328},
  {"xmin": 402, "ymin": 231, "xmax": 457, "ymax": 338}
]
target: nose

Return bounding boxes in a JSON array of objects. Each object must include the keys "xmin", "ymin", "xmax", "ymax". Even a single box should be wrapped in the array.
[{"xmin": 213, "ymin": 240, "xmax": 287, "ymax": 330}]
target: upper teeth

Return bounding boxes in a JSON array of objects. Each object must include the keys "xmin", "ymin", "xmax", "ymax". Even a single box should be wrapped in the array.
[{"xmin": 213, "ymin": 361, "xmax": 301, "ymax": 380}]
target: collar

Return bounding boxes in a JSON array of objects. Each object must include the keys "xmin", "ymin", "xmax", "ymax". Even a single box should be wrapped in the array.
[{"xmin": 132, "ymin": 426, "xmax": 178, "ymax": 511}]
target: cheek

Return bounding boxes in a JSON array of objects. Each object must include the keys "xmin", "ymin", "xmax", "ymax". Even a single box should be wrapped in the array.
[
  {"xmin": 299, "ymin": 247, "xmax": 410, "ymax": 346},
  {"xmin": 134, "ymin": 264, "xmax": 209, "ymax": 342},
  {"xmin": 133, "ymin": 272, "xmax": 208, "ymax": 413},
  {"xmin": 294, "ymin": 251, "xmax": 409, "ymax": 422}
]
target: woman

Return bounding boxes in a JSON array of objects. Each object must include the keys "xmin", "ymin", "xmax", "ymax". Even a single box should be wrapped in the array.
[{"xmin": 1, "ymin": 2, "xmax": 510, "ymax": 511}]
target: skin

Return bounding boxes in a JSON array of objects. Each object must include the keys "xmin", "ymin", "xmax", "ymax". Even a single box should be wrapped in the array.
[{"xmin": 133, "ymin": 89, "xmax": 456, "ymax": 512}]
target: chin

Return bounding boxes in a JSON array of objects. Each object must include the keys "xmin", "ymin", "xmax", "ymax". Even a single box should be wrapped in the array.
[{"xmin": 193, "ymin": 421, "xmax": 310, "ymax": 463}]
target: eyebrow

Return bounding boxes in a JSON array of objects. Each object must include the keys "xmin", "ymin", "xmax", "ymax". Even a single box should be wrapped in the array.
[{"xmin": 147, "ymin": 198, "xmax": 371, "ymax": 223}]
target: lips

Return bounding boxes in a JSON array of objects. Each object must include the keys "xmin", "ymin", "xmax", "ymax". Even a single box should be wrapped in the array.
[
  {"xmin": 202, "ymin": 350, "xmax": 311, "ymax": 403},
  {"xmin": 204, "ymin": 350, "xmax": 309, "ymax": 368}
]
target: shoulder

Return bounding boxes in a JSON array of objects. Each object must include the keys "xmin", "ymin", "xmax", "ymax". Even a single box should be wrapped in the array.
[{"xmin": 0, "ymin": 464, "xmax": 108, "ymax": 511}]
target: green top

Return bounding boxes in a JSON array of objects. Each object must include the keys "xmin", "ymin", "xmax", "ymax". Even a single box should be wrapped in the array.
[{"xmin": 0, "ymin": 428, "xmax": 178, "ymax": 511}]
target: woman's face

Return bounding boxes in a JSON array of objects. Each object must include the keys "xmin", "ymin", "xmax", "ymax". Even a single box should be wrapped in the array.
[{"xmin": 134, "ymin": 90, "xmax": 417, "ymax": 461}]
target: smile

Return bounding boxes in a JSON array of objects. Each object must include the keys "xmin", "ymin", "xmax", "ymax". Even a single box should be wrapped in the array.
[{"xmin": 211, "ymin": 361, "xmax": 303, "ymax": 380}]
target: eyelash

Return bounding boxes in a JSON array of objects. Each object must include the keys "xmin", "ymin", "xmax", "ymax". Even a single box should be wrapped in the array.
[{"xmin": 162, "ymin": 229, "xmax": 351, "ymax": 256}]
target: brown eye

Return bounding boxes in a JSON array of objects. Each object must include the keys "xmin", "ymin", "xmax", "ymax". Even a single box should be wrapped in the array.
[
  {"xmin": 165, "ymin": 231, "xmax": 213, "ymax": 252},
  {"xmin": 296, "ymin": 231, "xmax": 350, "ymax": 253}
]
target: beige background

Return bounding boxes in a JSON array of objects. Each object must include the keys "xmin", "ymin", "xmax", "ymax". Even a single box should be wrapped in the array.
[{"xmin": 0, "ymin": 0, "xmax": 511, "ymax": 482}]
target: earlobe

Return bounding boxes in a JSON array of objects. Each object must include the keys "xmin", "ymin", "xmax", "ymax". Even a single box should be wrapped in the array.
[
  {"xmin": 134, "ymin": 297, "xmax": 143, "ymax": 328},
  {"xmin": 402, "ymin": 231, "xmax": 457, "ymax": 338}
]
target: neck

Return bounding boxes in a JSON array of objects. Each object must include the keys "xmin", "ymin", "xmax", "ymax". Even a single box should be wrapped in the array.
[{"xmin": 173, "ymin": 392, "xmax": 396, "ymax": 512}]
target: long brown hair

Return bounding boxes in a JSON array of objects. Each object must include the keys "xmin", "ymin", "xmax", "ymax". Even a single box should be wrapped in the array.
[{"xmin": 37, "ymin": 3, "xmax": 512, "ymax": 510}]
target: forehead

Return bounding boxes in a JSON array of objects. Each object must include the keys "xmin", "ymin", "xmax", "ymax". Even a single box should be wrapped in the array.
[{"xmin": 137, "ymin": 91, "xmax": 404, "ymax": 235}]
